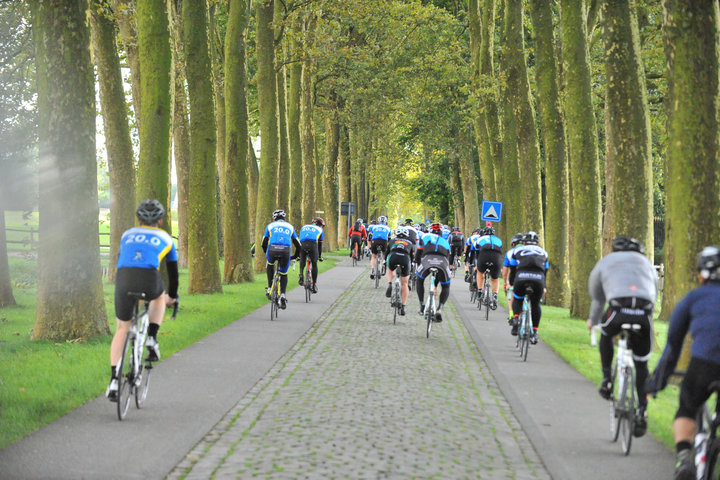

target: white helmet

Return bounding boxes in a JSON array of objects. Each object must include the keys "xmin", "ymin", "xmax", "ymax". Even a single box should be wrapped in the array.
[{"xmin": 395, "ymin": 226, "xmax": 409, "ymax": 238}]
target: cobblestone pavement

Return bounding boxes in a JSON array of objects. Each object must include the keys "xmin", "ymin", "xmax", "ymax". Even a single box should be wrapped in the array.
[{"xmin": 169, "ymin": 260, "xmax": 551, "ymax": 479}]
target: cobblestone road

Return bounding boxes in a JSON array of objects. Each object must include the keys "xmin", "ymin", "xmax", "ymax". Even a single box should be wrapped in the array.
[{"xmin": 169, "ymin": 261, "xmax": 550, "ymax": 479}]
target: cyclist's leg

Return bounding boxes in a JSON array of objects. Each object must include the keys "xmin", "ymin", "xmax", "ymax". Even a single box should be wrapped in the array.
[
  {"xmin": 599, "ymin": 307, "xmax": 623, "ymax": 381},
  {"xmin": 308, "ymin": 243, "xmax": 319, "ymax": 284},
  {"xmin": 630, "ymin": 313, "xmax": 652, "ymax": 410},
  {"xmin": 399, "ymin": 255, "xmax": 411, "ymax": 305},
  {"xmin": 277, "ymin": 249, "xmax": 291, "ymax": 294},
  {"xmin": 298, "ymin": 247, "xmax": 308, "ymax": 284},
  {"xmin": 416, "ymin": 266, "xmax": 426, "ymax": 312}
]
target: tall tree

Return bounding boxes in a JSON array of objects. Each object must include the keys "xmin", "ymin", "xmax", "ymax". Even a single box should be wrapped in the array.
[
  {"xmin": 136, "ymin": 0, "xmax": 171, "ymax": 216},
  {"xmin": 561, "ymin": 0, "xmax": 602, "ymax": 319},
  {"xmin": 111, "ymin": 0, "xmax": 142, "ymax": 130},
  {"xmin": 254, "ymin": 0, "xmax": 280, "ymax": 273},
  {"xmin": 300, "ymin": 13, "xmax": 317, "ymax": 224},
  {"xmin": 223, "ymin": 0, "xmax": 252, "ymax": 283},
  {"xmin": 336, "ymin": 124, "xmax": 351, "ymax": 246},
  {"xmin": 0, "ymin": 208, "xmax": 14, "ymax": 307},
  {"xmin": 322, "ymin": 93, "xmax": 340, "ymax": 250},
  {"xmin": 528, "ymin": 0, "xmax": 570, "ymax": 306},
  {"xmin": 274, "ymin": 3, "xmax": 291, "ymax": 211},
  {"xmin": 287, "ymin": 24, "xmax": 303, "ymax": 229},
  {"xmin": 90, "ymin": 1, "xmax": 136, "ymax": 283},
  {"xmin": 184, "ymin": 0, "xmax": 222, "ymax": 292},
  {"xmin": 247, "ymin": 135, "xmax": 259, "ymax": 239},
  {"xmin": 169, "ymin": 0, "xmax": 190, "ymax": 268},
  {"xmin": 32, "ymin": 0, "xmax": 108, "ymax": 339},
  {"xmin": 458, "ymin": 127, "xmax": 479, "ymax": 230},
  {"xmin": 504, "ymin": 0, "xmax": 543, "ymax": 241},
  {"xmin": 660, "ymin": 0, "xmax": 720, "ymax": 318},
  {"xmin": 602, "ymin": 0, "xmax": 653, "ymax": 261}
]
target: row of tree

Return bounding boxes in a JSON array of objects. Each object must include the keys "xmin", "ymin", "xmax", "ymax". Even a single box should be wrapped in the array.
[{"xmin": 0, "ymin": 0, "xmax": 718, "ymax": 341}]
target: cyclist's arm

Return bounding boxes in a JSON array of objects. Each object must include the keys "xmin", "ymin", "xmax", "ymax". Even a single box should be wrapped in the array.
[
  {"xmin": 167, "ymin": 260, "xmax": 179, "ymax": 299},
  {"xmin": 649, "ymin": 295, "xmax": 693, "ymax": 392},
  {"xmin": 318, "ymin": 240, "xmax": 323, "ymax": 257},
  {"xmin": 587, "ymin": 262, "xmax": 606, "ymax": 327},
  {"xmin": 261, "ymin": 236, "xmax": 269, "ymax": 253},
  {"xmin": 292, "ymin": 237, "xmax": 302, "ymax": 258}
]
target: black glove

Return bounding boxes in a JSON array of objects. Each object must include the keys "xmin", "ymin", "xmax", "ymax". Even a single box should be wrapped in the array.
[{"xmin": 319, "ymin": 257, "xmax": 324, "ymax": 262}]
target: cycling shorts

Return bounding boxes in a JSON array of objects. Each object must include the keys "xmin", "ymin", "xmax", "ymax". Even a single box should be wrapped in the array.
[
  {"xmin": 676, "ymin": 356, "xmax": 720, "ymax": 420},
  {"xmin": 600, "ymin": 304, "xmax": 652, "ymax": 361},
  {"xmin": 115, "ymin": 267, "xmax": 164, "ymax": 321},
  {"xmin": 512, "ymin": 271, "xmax": 545, "ymax": 300},
  {"xmin": 299, "ymin": 240, "xmax": 319, "ymax": 263},
  {"xmin": 475, "ymin": 250, "xmax": 502, "ymax": 279},
  {"xmin": 416, "ymin": 255, "xmax": 451, "ymax": 285},
  {"xmin": 387, "ymin": 251, "xmax": 411, "ymax": 277},
  {"xmin": 266, "ymin": 244, "xmax": 291, "ymax": 274},
  {"xmin": 371, "ymin": 239, "xmax": 387, "ymax": 255}
]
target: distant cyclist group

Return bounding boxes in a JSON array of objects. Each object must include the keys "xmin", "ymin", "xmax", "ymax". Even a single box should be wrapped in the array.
[{"xmin": 104, "ymin": 200, "xmax": 720, "ymax": 479}]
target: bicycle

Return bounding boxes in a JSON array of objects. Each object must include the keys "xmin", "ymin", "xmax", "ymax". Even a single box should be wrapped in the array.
[
  {"xmin": 516, "ymin": 286, "xmax": 534, "ymax": 362},
  {"xmin": 469, "ymin": 267, "xmax": 478, "ymax": 304},
  {"xmin": 351, "ymin": 242, "xmax": 359, "ymax": 267},
  {"xmin": 116, "ymin": 292, "xmax": 179, "ymax": 421},
  {"xmin": 303, "ymin": 256, "xmax": 313, "ymax": 303},
  {"xmin": 268, "ymin": 260, "xmax": 281, "ymax": 321},
  {"xmin": 479, "ymin": 268, "xmax": 492, "ymax": 321},
  {"xmin": 423, "ymin": 267, "xmax": 439, "ymax": 338},
  {"xmin": 609, "ymin": 323, "xmax": 641, "ymax": 456},
  {"xmin": 450, "ymin": 255, "xmax": 461, "ymax": 278},
  {"xmin": 374, "ymin": 251, "xmax": 385, "ymax": 289},
  {"xmin": 390, "ymin": 265, "xmax": 402, "ymax": 324},
  {"xmin": 693, "ymin": 381, "xmax": 720, "ymax": 479}
]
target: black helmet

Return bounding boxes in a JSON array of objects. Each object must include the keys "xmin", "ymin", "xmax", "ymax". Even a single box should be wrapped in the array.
[
  {"xmin": 136, "ymin": 199, "xmax": 165, "ymax": 223},
  {"xmin": 452, "ymin": 226, "xmax": 460, "ymax": 231},
  {"xmin": 524, "ymin": 231, "xmax": 540, "ymax": 245},
  {"xmin": 612, "ymin": 235, "xmax": 645, "ymax": 254},
  {"xmin": 273, "ymin": 209, "xmax": 286, "ymax": 221},
  {"xmin": 697, "ymin": 246, "xmax": 720, "ymax": 280},
  {"xmin": 405, "ymin": 218, "xmax": 413, "ymax": 225},
  {"xmin": 482, "ymin": 226, "xmax": 495, "ymax": 236},
  {"xmin": 511, "ymin": 233, "xmax": 523, "ymax": 246}
]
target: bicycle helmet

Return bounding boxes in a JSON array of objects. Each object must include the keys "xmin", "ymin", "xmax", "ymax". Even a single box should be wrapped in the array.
[
  {"xmin": 272, "ymin": 209, "xmax": 286, "ymax": 221},
  {"xmin": 472, "ymin": 228, "xmax": 482, "ymax": 235},
  {"xmin": 136, "ymin": 199, "xmax": 166, "ymax": 223},
  {"xmin": 611, "ymin": 235, "xmax": 645, "ymax": 254},
  {"xmin": 452, "ymin": 226, "xmax": 460, "ymax": 232},
  {"xmin": 356, "ymin": 218, "xmax": 363, "ymax": 224},
  {"xmin": 511, "ymin": 233, "xmax": 524, "ymax": 246},
  {"xmin": 429, "ymin": 222, "xmax": 443, "ymax": 234},
  {"xmin": 483, "ymin": 226, "xmax": 496, "ymax": 236},
  {"xmin": 405, "ymin": 218, "xmax": 414, "ymax": 225},
  {"xmin": 697, "ymin": 245, "xmax": 720, "ymax": 280},
  {"xmin": 313, "ymin": 217, "xmax": 325, "ymax": 227},
  {"xmin": 370, "ymin": 220, "xmax": 377, "ymax": 225},
  {"xmin": 395, "ymin": 226, "xmax": 409, "ymax": 238},
  {"xmin": 378, "ymin": 215, "xmax": 388, "ymax": 225},
  {"xmin": 524, "ymin": 231, "xmax": 540, "ymax": 245}
]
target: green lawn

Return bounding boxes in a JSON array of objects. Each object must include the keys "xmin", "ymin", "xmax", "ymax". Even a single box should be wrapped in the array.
[{"xmin": 0, "ymin": 251, "xmax": 342, "ymax": 449}]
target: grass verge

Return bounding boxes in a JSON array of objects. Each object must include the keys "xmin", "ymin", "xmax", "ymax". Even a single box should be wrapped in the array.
[
  {"xmin": 497, "ymin": 290, "xmax": 678, "ymax": 449},
  {"xmin": 0, "ymin": 251, "xmax": 342, "ymax": 449}
]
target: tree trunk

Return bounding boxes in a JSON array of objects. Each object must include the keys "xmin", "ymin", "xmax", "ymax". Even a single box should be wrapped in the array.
[
  {"xmin": 136, "ymin": 0, "xmax": 171, "ymax": 217},
  {"xmin": 223, "ymin": 0, "xmax": 252, "ymax": 283},
  {"xmin": 660, "ymin": 0, "xmax": 720, "ymax": 320},
  {"xmin": 561, "ymin": 0, "xmax": 602, "ymax": 319},
  {"xmin": 450, "ymin": 155, "xmax": 465, "ymax": 231},
  {"xmin": 274, "ymin": 4, "xmax": 290, "ymax": 211},
  {"xmin": 208, "ymin": 1, "xmax": 226, "ymax": 257},
  {"xmin": 112, "ymin": 0, "xmax": 142, "ymax": 131},
  {"xmin": 32, "ymin": 0, "xmax": 108, "ymax": 339},
  {"xmin": 90, "ymin": 2, "xmax": 136, "ymax": 282},
  {"xmin": 458, "ymin": 128, "xmax": 480, "ymax": 230},
  {"xmin": 528, "ymin": 0, "xmax": 570, "ymax": 306},
  {"xmin": 184, "ymin": 0, "xmax": 222, "ymax": 292},
  {"xmin": 247, "ymin": 136, "xmax": 259, "ymax": 239},
  {"xmin": 504, "ymin": 0, "xmax": 544, "ymax": 241},
  {"xmin": 169, "ymin": 0, "xmax": 190, "ymax": 268},
  {"xmin": 0, "ymin": 208, "xmax": 15, "ymax": 307},
  {"xmin": 287, "ymin": 28, "xmax": 303, "ymax": 229},
  {"xmin": 322, "ymin": 96, "xmax": 340, "ymax": 251},
  {"xmin": 337, "ymin": 124, "xmax": 351, "ymax": 247},
  {"xmin": 603, "ymin": 0, "xmax": 654, "ymax": 262},
  {"xmin": 254, "ymin": 0, "xmax": 280, "ymax": 273},
  {"xmin": 300, "ymin": 16, "xmax": 316, "ymax": 225}
]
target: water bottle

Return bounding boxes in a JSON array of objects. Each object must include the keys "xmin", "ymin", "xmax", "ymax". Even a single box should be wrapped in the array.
[
  {"xmin": 590, "ymin": 325, "xmax": 599, "ymax": 346},
  {"xmin": 695, "ymin": 432, "xmax": 707, "ymax": 479}
]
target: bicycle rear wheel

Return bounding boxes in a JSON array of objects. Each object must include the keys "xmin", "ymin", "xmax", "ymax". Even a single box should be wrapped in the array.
[
  {"xmin": 610, "ymin": 367, "xmax": 621, "ymax": 442},
  {"xmin": 116, "ymin": 333, "xmax": 133, "ymax": 420},
  {"xmin": 375, "ymin": 266, "xmax": 380, "ymax": 288},
  {"xmin": 426, "ymin": 292, "xmax": 435, "ymax": 338},
  {"xmin": 706, "ymin": 437, "xmax": 720, "ymax": 480},
  {"xmin": 520, "ymin": 312, "xmax": 531, "ymax": 361},
  {"xmin": 270, "ymin": 282, "xmax": 279, "ymax": 321},
  {"xmin": 620, "ymin": 367, "xmax": 635, "ymax": 455},
  {"xmin": 135, "ymin": 359, "xmax": 151, "ymax": 408},
  {"xmin": 392, "ymin": 282, "xmax": 400, "ymax": 324}
]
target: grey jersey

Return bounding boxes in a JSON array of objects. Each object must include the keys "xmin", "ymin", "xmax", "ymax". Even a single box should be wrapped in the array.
[{"xmin": 588, "ymin": 251, "xmax": 658, "ymax": 326}]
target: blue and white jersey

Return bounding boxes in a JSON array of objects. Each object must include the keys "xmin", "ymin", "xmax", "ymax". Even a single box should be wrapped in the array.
[
  {"xmin": 263, "ymin": 220, "xmax": 298, "ymax": 247},
  {"xmin": 509, "ymin": 244, "xmax": 549, "ymax": 271},
  {"xmin": 468, "ymin": 234, "xmax": 482, "ymax": 251},
  {"xmin": 299, "ymin": 224, "xmax": 324, "ymax": 243},
  {"xmin": 419, "ymin": 233, "xmax": 451, "ymax": 258},
  {"xmin": 441, "ymin": 227, "xmax": 450, "ymax": 240},
  {"xmin": 503, "ymin": 246, "xmax": 520, "ymax": 267},
  {"xmin": 117, "ymin": 226, "xmax": 178, "ymax": 270},
  {"xmin": 478, "ymin": 234, "xmax": 503, "ymax": 252},
  {"xmin": 372, "ymin": 224, "xmax": 392, "ymax": 241}
]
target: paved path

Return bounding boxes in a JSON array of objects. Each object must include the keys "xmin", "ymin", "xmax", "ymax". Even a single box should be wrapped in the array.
[{"xmin": 0, "ymin": 258, "xmax": 676, "ymax": 479}]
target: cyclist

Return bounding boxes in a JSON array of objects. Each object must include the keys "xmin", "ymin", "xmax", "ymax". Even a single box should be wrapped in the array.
[
  {"xmin": 384, "ymin": 226, "xmax": 415, "ymax": 316},
  {"xmin": 502, "ymin": 232, "xmax": 524, "ymax": 297},
  {"xmin": 588, "ymin": 235, "xmax": 658, "ymax": 438},
  {"xmin": 262, "ymin": 209, "xmax": 301, "ymax": 309},
  {"xmin": 370, "ymin": 216, "xmax": 392, "ymax": 279},
  {"xmin": 441, "ymin": 224, "xmax": 451, "ymax": 241},
  {"xmin": 348, "ymin": 217, "xmax": 366, "ymax": 259},
  {"xmin": 475, "ymin": 225, "xmax": 503, "ymax": 309},
  {"xmin": 647, "ymin": 245, "xmax": 720, "ymax": 480},
  {"xmin": 448, "ymin": 226, "xmax": 465, "ymax": 269},
  {"xmin": 415, "ymin": 222, "xmax": 452, "ymax": 322},
  {"xmin": 507, "ymin": 231, "xmax": 548, "ymax": 343},
  {"xmin": 464, "ymin": 228, "xmax": 482, "ymax": 283},
  {"xmin": 106, "ymin": 199, "xmax": 178, "ymax": 401},
  {"xmin": 403, "ymin": 218, "xmax": 419, "ymax": 245},
  {"xmin": 297, "ymin": 217, "xmax": 325, "ymax": 293}
]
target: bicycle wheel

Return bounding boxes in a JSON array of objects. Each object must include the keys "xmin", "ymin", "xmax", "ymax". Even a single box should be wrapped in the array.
[
  {"xmin": 270, "ymin": 279, "xmax": 279, "ymax": 321},
  {"xmin": 135, "ymin": 358, "xmax": 151, "ymax": 409},
  {"xmin": 116, "ymin": 332, "xmax": 134, "ymax": 420},
  {"xmin": 610, "ymin": 366, "xmax": 621, "ymax": 442},
  {"xmin": 521, "ymin": 313, "xmax": 531, "ymax": 362},
  {"xmin": 620, "ymin": 367, "xmax": 635, "ymax": 455},
  {"xmin": 392, "ymin": 281, "xmax": 400, "ymax": 325},
  {"xmin": 375, "ymin": 265, "xmax": 380, "ymax": 288},
  {"xmin": 426, "ymin": 295, "xmax": 434, "ymax": 338},
  {"xmin": 706, "ymin": 438, "xmax": 720, "ymax": 480}
]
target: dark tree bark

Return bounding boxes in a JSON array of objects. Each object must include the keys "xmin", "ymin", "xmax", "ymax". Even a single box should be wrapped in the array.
[
  {"xmin": 32, "ymin": 0, "xmax": 108, "ymax": 339},
  {"xmin": 0, "ymin": 208, "xmax": 15, "ymax": 307}
]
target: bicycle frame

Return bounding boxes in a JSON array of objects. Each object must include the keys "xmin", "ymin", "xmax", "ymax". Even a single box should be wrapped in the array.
[
  {"xmin": 694, "ymin": 383, "xmax": 720, "ymax": 479},
  {"xmin": 611, "ymin": 324, "xmax": 639, "ymax": 455},
  {"xmin": 425, "ymin": 268, "xmax": 438, "ymax": 338}
]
